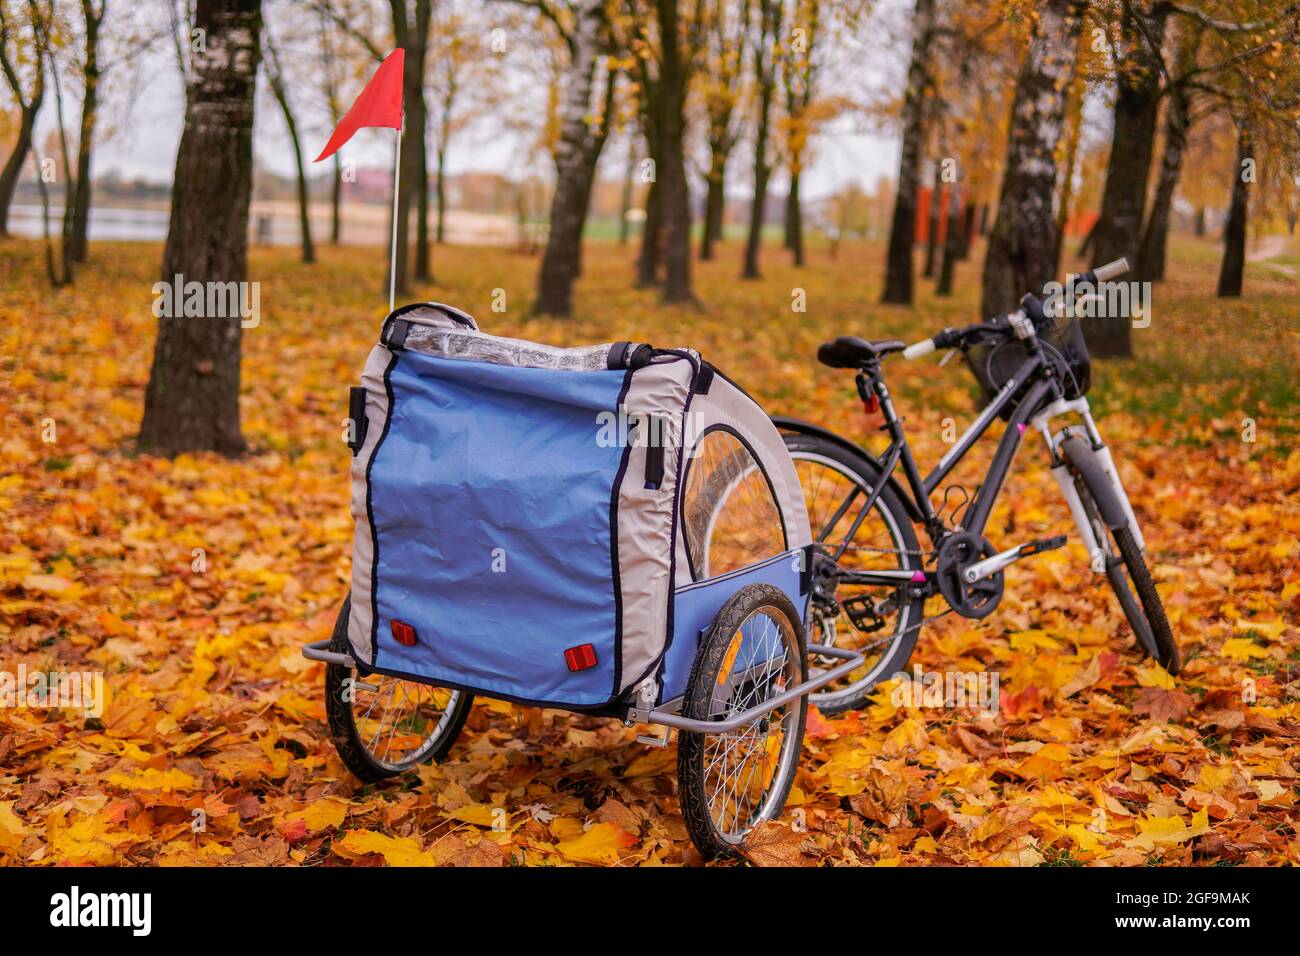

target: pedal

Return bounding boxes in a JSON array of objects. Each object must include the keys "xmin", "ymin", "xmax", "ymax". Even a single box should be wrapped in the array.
[
  {"xmin": 636, "ymin": 727, "xmax": 671, "ymax": 748},
  {"xmin": 962, "ymin": 534, "xmax": 1068, "ymax": 584},
  {"xmin": 1020, "ymin": 534, "xmax": 1067, "ymax": 557},
  {"xmin": 841, "ymin": 594, "xmax": 887, "ymax": 633}
]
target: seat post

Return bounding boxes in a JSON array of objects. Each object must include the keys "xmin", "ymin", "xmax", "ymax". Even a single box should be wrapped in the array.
[{"xmin": 858, "ymin": 364, "xmax": 903, "ymax": 436}]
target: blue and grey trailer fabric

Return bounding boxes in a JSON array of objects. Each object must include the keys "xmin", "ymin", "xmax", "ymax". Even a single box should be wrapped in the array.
[{"xmin": 347, "ymin": 302, "xmax": 811, "ymax": 710}]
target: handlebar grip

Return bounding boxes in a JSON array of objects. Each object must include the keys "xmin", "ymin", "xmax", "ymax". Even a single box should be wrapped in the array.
[
  {"xmin": 903, "ymin": 339, "xmax": 936, "ymax": 360},
  {"xmin": 1093, "ymin": 257, "xmax": 1129, "ymax": 282},
  {"xmin": 1020, "ymin": 293, "xmax": 1048, "ymax": 326}
]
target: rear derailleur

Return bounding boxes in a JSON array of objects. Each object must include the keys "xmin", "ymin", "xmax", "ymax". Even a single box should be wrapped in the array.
[{"xmin": 808, "ymin": 546, "xmax": 924, "ymax": 634}]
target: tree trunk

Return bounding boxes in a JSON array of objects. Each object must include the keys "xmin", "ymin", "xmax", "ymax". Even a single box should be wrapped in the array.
[
  {"xmin": 433, "ymin": 144, "xmax": 446, "ymax": 243},
  {"xmin": 574, "ymin": 70, "xmax": 615, "ymax": 281},
  {"xmin": 33, "ymin": 129, "xmax": 58, "ymax": 283},
  {"xmin": 265, "ymin": 33, "xmax": 315, "ymax": 264},
  {"xmin": 881, "ymin": 0, "xmax": 934, "ymax": 304},
  {"xmin": 1216, "ymin": 127, "xmax": 1250, "ymax": 298},
  {"xmin": 980, "ymin": 0, "xmax": 1083, "ymax": 318},
  {"xmin": 1088, "ymin": 4, "xmax": 1166, "ymax": 357},
  {"xmin": 658, "ymin": 101, "xmax": 692, "ymax": 301},
  {"xmin": 288, "ymin": 117, "xmax": 315, "ymax": 264},
  {"xmin": 652, "ymin": 0, "xmax": 692, "ymax": 303},
  {"xmin": 69, "ymin": 2, "xmax": 103, "ymax": 263},
  {"xmin": 977, "ymin": 203, "xmax": 989, "ymax": 235},
  {"xmin": 956, "ymin": 201, "xmax": 975, "ymax": 259},
  {"xmin": 782, "ymin": 179, "xmax": 794, "ymax": 250},
  {"xmin": 390, "ymin": 0, "xmax": 433, "ymax": 294},
  {"xmin": 319, "ymin": 5, "xmax": 342, "ymax": 244},
  {"xmin": 787, "ymin": 172, "xmax": 803, "ymax": 266},
  {"xmin": 0, "ymin": 17, "xmax": 44, "ymax": 239},
  {"xmin": 1193, "ymin": 206, "xmax": 1206, "ymax": 236},
  {"xmin": 936, "ymin": 181, "xmax": 962, "ymax": 295},
  {"xmin": 782, "ymin": 0, "xmax": 817, "ymax": 266},
  {"xmin": 1136, "ymin": 25, "xmax": 1201, "ymax": 283},
  {"xmin": 138, "ymin": 0, "xmax": 261, "ymax": 457},
  {"xmin": 743, "ymin": 0, "xmax": 781, "ymax": 281},
  {"xmin": 922, "ymin": 162, "xmax": 941, "ymax": 278},
  {"xmin": 0, "ymin": 108, "xmax": 36, "ymax": 235},
  {"xmin": 1053, "ymin": 51, "xmax": 1084, "ymax": 273},
  {"xmin": 699, "ymin": 148, "xmax": 727, "ymax": 260},
  {"xmin": 535, "ymin": 0, "xmax": 607, "ymax": 316},
  {"xmin": 52, "ymin": 56, "xmax": 77, "ymax": 286},
  {"xmin": 414, "ymin": 115, "xmax": 431, "ymax": 280},
  {"xmin": 1135, "ymin": 93, "xmax": 1187, "ymax": 283}
]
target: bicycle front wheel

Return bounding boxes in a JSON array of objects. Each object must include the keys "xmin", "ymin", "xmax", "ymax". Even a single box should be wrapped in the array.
[{"xmin": 1059, "ymin": 437, "xmax": 1180, "ymax": 674}]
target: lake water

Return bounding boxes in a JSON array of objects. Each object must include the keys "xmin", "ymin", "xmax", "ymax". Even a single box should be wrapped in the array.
[
  {"xmin": 9, "ymin": 204, "xmax": 172, "ymax": 242},
  {"xmin": 7, "ymin": 204, "xmax": 313, "ymax": 245},
  {"xmin": 7, "ymin": 202, "xmax": 517, "ymax": 247}
]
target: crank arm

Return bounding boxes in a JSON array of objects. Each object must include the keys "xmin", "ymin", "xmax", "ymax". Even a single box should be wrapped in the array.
[{"xmin": 962, "ymin": 535, "xmax": 1067, "ymax": 584}]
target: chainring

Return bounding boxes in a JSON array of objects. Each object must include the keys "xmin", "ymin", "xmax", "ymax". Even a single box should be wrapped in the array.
[{"xmin": 935, "ymin": 531, "xmax": 1004, "ymax": 619}]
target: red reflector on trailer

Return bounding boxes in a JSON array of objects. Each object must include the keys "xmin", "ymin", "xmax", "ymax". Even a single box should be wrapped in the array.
[
  {"xmin": 391, "ymin": 619, "xmax": 417, "ymax": 646},
  {"xmin": 564, "ymin": 644, "xmax": 598, "ymax": 672}
]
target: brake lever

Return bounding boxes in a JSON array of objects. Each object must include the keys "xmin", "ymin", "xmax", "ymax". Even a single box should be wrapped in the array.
[{"xmin": 939, "ymin": 350, "xmax": 956, "ymax": 367}]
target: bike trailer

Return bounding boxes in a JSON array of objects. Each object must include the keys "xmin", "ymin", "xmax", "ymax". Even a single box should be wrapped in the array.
[{"xmin": 343, "ymin": 303, "xmax": 814, "ymax": 712}]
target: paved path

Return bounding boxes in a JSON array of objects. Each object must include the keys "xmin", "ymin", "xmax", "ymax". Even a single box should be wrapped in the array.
[{"xmin": 1247, "ymin": 234, "xmax": 1296, "ymax": 277}]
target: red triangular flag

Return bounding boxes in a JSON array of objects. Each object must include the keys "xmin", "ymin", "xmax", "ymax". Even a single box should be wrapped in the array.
[{"xmin": 314, "ymin": 49, "xmax": 405, "ymax": 162}]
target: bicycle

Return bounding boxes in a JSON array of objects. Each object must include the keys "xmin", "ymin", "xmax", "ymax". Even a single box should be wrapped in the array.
[{"xmin": 774, "ymin": 257, "xmax": 1180, "ymax": 714}]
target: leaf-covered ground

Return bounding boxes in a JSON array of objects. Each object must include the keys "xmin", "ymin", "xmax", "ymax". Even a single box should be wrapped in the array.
[{"xmin": 1, "ymin": 236, "xmax": 1297, "ymax": 866}]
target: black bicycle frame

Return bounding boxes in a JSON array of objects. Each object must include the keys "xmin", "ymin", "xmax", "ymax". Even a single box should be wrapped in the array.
[{"xmin": 830, "ymin": 343, "xmax": 1061, "ymax": 586}]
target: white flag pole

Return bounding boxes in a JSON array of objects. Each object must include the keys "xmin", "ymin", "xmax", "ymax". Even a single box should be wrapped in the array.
[{"xmin": 388, "ymin": 117, "xmax": 403, "ymax": 313}]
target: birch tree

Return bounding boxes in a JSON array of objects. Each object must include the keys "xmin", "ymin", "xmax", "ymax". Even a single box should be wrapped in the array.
[
  {"xmin": 979, "ymin": 0, "xmax": 1086, "ymax": 318},
  {"xmin": 527, "ymin": 0, "xmax": 618, "ymax": 317}
]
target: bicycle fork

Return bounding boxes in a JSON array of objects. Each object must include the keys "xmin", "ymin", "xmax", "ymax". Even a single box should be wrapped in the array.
[{"xmin": 1033, "ymin": 397, "xmax": 1147, "ymax": 571}]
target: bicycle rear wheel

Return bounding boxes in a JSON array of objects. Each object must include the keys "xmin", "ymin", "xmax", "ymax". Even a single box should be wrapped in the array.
[{"xmin": 782, "ymin": 432, "xmax": 924, "ymax": 713}]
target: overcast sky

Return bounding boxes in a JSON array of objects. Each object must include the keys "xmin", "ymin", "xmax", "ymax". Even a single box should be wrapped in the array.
[{"xmin": 26, "ymin": 0, "xmax": 911, "ymax": 204}]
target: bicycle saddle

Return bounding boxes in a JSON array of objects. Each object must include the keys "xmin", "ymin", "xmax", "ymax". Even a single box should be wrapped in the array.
[{"xmin": 816, "ymin": 336, "xmax": 907, "ymax": 368}]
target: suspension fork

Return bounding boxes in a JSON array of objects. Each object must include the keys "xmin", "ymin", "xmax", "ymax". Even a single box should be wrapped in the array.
[{"xmin": 1033, "ymin": 397, "xmax": 1147, "ymax": 560}]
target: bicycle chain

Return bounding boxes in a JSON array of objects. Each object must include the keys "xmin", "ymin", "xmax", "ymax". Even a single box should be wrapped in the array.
[
  {"xmin": 838, "ymin": 542, "xmax": 932, "ymax": 558},
  {"xmin": 812, "ymin": 592, "xmax": 954, "ymax": 658},
  {"xmin": 812, "ymin": 542, "xmax": 954, "ymax": 657}
]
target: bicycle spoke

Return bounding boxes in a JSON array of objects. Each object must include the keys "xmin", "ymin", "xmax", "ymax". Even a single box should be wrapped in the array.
[
  {"xmin": 700, "ymin": 609, "xmax": 797, "ymax": 840},
  {"xmin": 788, "ymin": 447, "xmax": 923, "ymax": 704}
]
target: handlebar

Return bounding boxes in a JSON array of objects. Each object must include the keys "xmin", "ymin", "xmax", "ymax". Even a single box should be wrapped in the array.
[
  {"xmin": 902, "ymin": 322, "xmax": 988, "ymax": 361},
  {"xmin": 902, "ymin": 257, "xmax": 1130, "ymax": 360},
  {"xmin": 902, "ymin": 339, "xmax": 935, "ymax": 360},
  {"xmin": 1091, "ymin": 256, "xmax": 1130, "ymax": 284}
]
